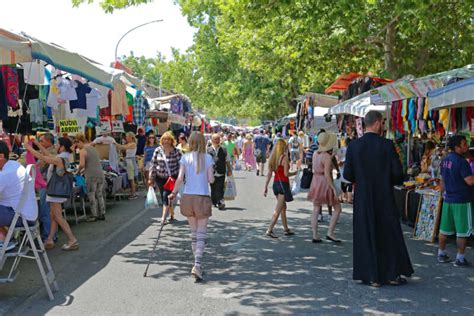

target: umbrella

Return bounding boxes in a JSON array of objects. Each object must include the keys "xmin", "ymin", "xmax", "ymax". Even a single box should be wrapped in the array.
[{"xmin": 428, "ymin": 76, "xmax": 474, "ymax": 110}]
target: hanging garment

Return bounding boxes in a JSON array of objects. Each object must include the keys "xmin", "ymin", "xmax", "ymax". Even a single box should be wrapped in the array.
[
  {"xmin": 133, "ymin": 95, "xmax": 147, "ymax": 126},
  {"xmin": 57, "ymin": 78, "xmax": 78, "ymax": 101},
  {"xmin": 23, "ymin": 61, "xmax": 47, "ymax": 85},
  {"xmin": 0, "ymin": 74, "xmax": 7, "ymax": 121},
  {"xmin": 85, "ymin": 88, "xmax": 101, "ymax": 118},
  {"xmin": 69, "ymin": 81, "xmax": 92, "ymax": 112},
  {"xmin": 1, "ymin": 66, "xmax": 19, "ymax": 109},
  {"xmin": 109, "ymin": 143, "xmax": 120, "ymax": 173},
  {"xmin": 451, "ymin": 108, "xmax": 457, "ymax": 132},
  {"xmin": 407, "ymin": 98, "xmax": 416, "ymax": 134},
  {"xmin": 111, "ymin": 81, "xmax": 128, "ymax": 116},
  {"xmin": 439, "ymin": 109, "xmax": 449, "ymax": 130},
  {"xmin": 402, "ymin": 100, "xmax": 408, "ymax": 133},
  {"xmin": 467, "ymin": 107, "xmax": 473, "ymax": 131},
  {"xmin": 391, "ymin": 101, "xmax": 398, "ymax": 132}
]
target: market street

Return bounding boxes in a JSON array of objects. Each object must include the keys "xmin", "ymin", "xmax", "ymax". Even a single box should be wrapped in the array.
[{"xmin": 2, "ymin": 170, "xmax": 474, "ymax": 315}]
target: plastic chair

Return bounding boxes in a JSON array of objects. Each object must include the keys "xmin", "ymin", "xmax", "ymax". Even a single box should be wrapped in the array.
[{"xmin": 0, "ymin": 165, "xmax": 58, "ymax": 300}]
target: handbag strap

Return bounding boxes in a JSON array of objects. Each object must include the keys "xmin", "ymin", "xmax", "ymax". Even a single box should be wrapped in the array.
[{"xmin": 160, "ymin": 147, "xmax": 172, "ymax": 177}]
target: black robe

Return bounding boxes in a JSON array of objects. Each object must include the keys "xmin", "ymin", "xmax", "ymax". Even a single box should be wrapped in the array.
[{"xmin": 344, "ymin": 132, "xmax": 414, "ymax": 283}]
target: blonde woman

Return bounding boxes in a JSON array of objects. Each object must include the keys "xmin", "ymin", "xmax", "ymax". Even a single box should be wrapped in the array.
[
  {"xmin": 149, "ymin": 132, "xmax": 182, "ymax": 224},
  {"xmin": 75, "ymin": 133, "xmax": 106, "ymax": 222},
  {"xmin": 263, "ymin": 139, "xmax": 298, "ymax": 238},
  {"xmin": 242, "ymin": 134, "xmax": 257, "ymax": 171},
  {"xmin": 115, "ymin": 132, "xmax": 138, "ymax": 200},
  {"xmin": 168, "ymin": 132, "xmax": 215, "ymax": 281}
]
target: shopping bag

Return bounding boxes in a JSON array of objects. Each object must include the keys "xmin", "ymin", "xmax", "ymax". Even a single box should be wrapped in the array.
[
  {"xmin": 291, "ymin": 170, "xmax": 302, "ymax": 196},
  {"xmin": 234, "ymin": 159, "xmax": 242, "ymax": 171},
  {"xmin": 300, "ymin": 168, "xmax": 313, "ymax": 189},
  {"xmin": 145, "ymin": 187, "xmax": 159, "ymax": 209},
  {"xmin": 224, "ymin": 176, "xmax": 237, "ymax": 201}
]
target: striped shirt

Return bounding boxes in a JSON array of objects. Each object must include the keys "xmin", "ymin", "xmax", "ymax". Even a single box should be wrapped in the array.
[{"xmin": 149, "ymin": 146, "xmax": 182, "ymax": 179}]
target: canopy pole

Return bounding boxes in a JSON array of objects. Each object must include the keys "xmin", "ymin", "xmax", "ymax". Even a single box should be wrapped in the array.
[{"xmin": 407, "ymin": 133, "xmax": 411, "ymax": 169}]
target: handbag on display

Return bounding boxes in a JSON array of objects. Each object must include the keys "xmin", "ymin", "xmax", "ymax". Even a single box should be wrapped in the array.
[
  {"xmin": 161, "ymin": 148, "xmax": 176, "ymax": 192},
  {"xmin": 46, "ymin": 158, "xmax": 74, "ymax": 198}
]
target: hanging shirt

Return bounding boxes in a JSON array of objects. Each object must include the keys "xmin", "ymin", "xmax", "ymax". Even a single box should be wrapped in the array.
[
  {"xmin": 133, "ymin": 95, "xmax": 148, "ymax": 126},
  {"xmin": 23, "ymin": 61, "xmax": 47, "ymax": 85},
  {"xmin": 70, "ymin": 81, "xmax": 92, "ymax": 112},
  {"xmin": 111, "ymin": 81, "xmax": 128, "ymax": 116},
  {"xmin": 89, "ymin": 83, "xmax": 110, "ymax": 109},
  {"xmin": 57, "ymin": 78, "xmax": 78, "ymax": 101}
]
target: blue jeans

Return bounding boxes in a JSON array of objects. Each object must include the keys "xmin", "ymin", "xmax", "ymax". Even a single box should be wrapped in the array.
[
  {"xmin": 38, "ymin": 188, "xmax": 51, "ymax": 241},
  {"xmin": 0, "ymin": 205, "xmax": 35, "ymax": 227}
]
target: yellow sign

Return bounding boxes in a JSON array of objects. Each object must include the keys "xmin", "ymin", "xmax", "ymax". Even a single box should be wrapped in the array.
[{"xmin": 59, "ymin": 119, "xmax": 79, "ymax": 134}]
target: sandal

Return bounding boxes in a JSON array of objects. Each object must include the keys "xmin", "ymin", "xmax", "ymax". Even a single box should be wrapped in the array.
[
  {"xmin": 266, "ymin": 230, "xmax": 278, "ymax": 239},
  {"xmin": 312, "ymin": 238, "xmax": 322, "ymax": 243},
  {"xmin": 61, "ymin": 241, "xmax": 79, "ymax": 251},
  {"xmin": 284, "ymin": 229, "xmax": 295, "ymax": 236},
  {"xmin": 44, "ymin": 241, "xmax": 55, "ymax": 250},
  {"xmin": 388, "ymin": 276, "xmax": 407, "ymax": 286},
  {"xmin": 363, "ymin": 280, "xmax": 382, "ymax": 288}
]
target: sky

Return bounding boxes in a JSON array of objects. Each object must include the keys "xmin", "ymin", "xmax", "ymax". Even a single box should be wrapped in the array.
[{"xmin": 2, "ymin": 0, "xmax": 196, "ymax": 65}]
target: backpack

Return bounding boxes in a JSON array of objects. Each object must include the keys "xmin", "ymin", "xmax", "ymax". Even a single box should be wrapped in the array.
[{"xmin": 291, "ymin": 137, "xmax": 300, "ymax": 149}]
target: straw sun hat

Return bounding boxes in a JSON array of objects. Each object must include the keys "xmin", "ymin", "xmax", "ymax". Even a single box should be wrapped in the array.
[{"xmin": 317, "ymin": 132, "xmax": 337, "ymax": 153}]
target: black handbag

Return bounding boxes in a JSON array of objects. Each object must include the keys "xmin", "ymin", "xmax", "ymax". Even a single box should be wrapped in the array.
[
  {"xmin": 46, "ymin": 158, "xmax": 74, "ymax": 198},
  {"xmin": 300, "ymin": 168, "xmax": 313, "ymax": 189}
]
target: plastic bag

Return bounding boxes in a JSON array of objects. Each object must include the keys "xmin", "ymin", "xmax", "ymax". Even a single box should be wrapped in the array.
[
  {"xmin": 291, "ymin": 170, "xmax": 302, "ymax": 196},
  {"xmin": 234, "ymin": 159, "xmax": 242, "ymax": 171},
  {"xmin": 145, "ymin": 187, "xmax": 159, "ymax": 209},
  {"xmin": 224, "ymin": 176, "xmax": 237, "ymax": 201}
]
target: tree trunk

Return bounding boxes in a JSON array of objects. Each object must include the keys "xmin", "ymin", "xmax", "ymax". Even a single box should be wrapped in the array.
[{"xmin": 384, "ymin": 19, "xmax": 399, "ymax": 79}]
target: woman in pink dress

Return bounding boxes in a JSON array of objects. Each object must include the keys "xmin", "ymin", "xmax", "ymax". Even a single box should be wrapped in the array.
[
  {"xmin": 243, "ymin": 134, "xmax": 257, "ymax": 171},
  {"xmin": 307, "ymin": 132, "xmax": 342, "ymax": 243}
]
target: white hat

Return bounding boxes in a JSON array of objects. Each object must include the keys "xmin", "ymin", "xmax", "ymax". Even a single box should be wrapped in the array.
[{"xmin": 317, "ymin": 132, "xmax": 337, "ymax": 153}]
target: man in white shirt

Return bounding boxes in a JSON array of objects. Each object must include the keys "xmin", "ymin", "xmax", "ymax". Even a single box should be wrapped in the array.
[
  {"xmin": 0, "ymin": 141, "xmax": 38, "ymax": 250},
  {"xmin": 92, "ymin": 132, "xmax": 115, "ymax": 145}
]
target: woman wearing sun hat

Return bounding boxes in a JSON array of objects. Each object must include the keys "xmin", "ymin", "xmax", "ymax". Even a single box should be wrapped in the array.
[{"xmin": 307, "ymin": 132, "xmax": 342, "ymax": 243}]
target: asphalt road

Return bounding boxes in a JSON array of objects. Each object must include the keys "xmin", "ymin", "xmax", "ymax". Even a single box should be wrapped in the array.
[{"xmin": 1, "ymin": 169, "xmax": 474, "ymax": 315}]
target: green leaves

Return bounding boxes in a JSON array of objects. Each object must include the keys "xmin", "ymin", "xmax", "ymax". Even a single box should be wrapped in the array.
[{"xmin": 75, "ymin": 0, "xmax": 474, "ymax": 122}]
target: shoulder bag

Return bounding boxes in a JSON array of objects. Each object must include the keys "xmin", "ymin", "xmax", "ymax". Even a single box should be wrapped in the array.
[
  {"xmin": 46, "ymin": 158, "xmax": 74, "ymax": 198},
  {"xmin": 161, "ymin": 148, "xmax": 176, "ymax": 192}
]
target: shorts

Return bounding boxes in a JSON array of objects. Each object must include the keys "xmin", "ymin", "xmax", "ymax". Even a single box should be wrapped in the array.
[
  {"xmin": 341, "ymin": 182, "xmax": 353, "ymax": 193},
  {"xmin": 439, "ymin": 202, "xmax": 474, "ymax": 237},
  {"xmin": 256, "ymin": 152, "xmax": 267, "ymax": 164},
  {"xmin": 290, "ymin": 150, "xmax": 300, "ymax": 162},
  {"xmin": 272, "ymin": 181, "xmax": 293, "ymax": 202},
  {"xmin": 180, "ymin": 194, "xmax": 212, "ymax": 219},
  {"xmin": 126, "ymin": 158, "xmax": 136, "ymax": 180},
  {"xmin": 144, "ymin": 162, "xmax": 152, "ymax": 172}
]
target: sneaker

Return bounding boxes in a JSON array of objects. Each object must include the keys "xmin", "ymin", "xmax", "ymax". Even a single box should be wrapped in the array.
[
  {"xmin": 454, "ymin": 258, "xmax": 471, "ymax": 267},
  {"xmin": 437, "ymin": 254, "xmax": 451, "ymax": 263},
  {"xmin": 191, "ymin": 265, "xmax": 203, "ymax": 280},
  {"xmin": 218, "ymin": 203, "xmax": 226, "ymax": 210},
  {"xmin": 256, "ymin": 170, "xmax": 260, "ymax": 176},
  {"xmin": 97, "ymin": 215, "xmax": 106, "ymax": 221},
  {"xmin": 0, "ymin": 239, "xmax": 17, "ymax": 252}
]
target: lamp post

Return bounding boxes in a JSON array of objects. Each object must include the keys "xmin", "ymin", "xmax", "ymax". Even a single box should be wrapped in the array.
[{"xmin": 114, "ymin": 19, "xmax": 164, "ymax": 61}]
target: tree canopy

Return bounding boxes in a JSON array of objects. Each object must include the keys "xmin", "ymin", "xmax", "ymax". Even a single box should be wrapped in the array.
[{"xmin": 74, "ymin": 0, "xmax": 474, "ymax": 121}]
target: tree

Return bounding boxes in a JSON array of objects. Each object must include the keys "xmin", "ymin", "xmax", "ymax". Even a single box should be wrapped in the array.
[{"xmin": 73, "ymin": 0, "xmax": 474, "ymax": 121}]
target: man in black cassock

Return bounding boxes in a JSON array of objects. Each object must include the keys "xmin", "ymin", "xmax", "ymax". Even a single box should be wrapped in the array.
[{"xmin": 344, "ymin": 111, "xmax": 414, "ymax": 287}]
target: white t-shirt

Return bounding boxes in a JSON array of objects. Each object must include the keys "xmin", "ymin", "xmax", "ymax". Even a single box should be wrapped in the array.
[
  {"xmin": 180, "ymin": 152, "xmax": 214, "ymax": 196},
  {"xmin": 288, "ymin": 136, "xmax": 302, "ymax": 152},
  {"xmin": 23, "ymin": 61, "xmax": 47, "ymax": 85},
  {"xmin": 0, "ymin": 161, "xmax": 38, "ymax": 221},
  {"xmin": 92, "ymin": 136, "xmax": 115, "ymax": 145}
]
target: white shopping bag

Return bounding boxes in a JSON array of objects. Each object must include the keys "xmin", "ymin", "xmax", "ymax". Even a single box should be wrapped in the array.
[
  {"xmin": 224, "ymin": 176, "xmax": 237, "ymax": 201},
  {"xmin": 291, "ymin": 170, "xmax": 302, "ymax": 196},
  {"xmin": 234, "ymin": 159, "xmax": 242, "ymax": 171},
  {"xmin": 145, "ymin": 187, "xmax": 159, "ymax": 209}
]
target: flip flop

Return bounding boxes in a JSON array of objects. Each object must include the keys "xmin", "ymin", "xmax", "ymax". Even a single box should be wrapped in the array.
[
  {"xmin": 312, "ymin": 238, "xmax": 322, "ymax": 243},
  {"xmin": 61, "ymin": 241, "xmax": 79, "ymax": 251},
  {"xmin": 284, "ymin": 229, "xmax": 295, "ymax": 236}
]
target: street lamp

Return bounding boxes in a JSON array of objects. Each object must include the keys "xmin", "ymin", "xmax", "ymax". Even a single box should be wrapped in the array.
[{"xmin": 114, "ymin": 19, "xmax": 164, "ymax": 61}]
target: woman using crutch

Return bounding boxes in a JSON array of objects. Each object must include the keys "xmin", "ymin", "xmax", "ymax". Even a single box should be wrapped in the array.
[{"xmin": 168, "ymin": 132, "xmax": 214, "ymax": 281}]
